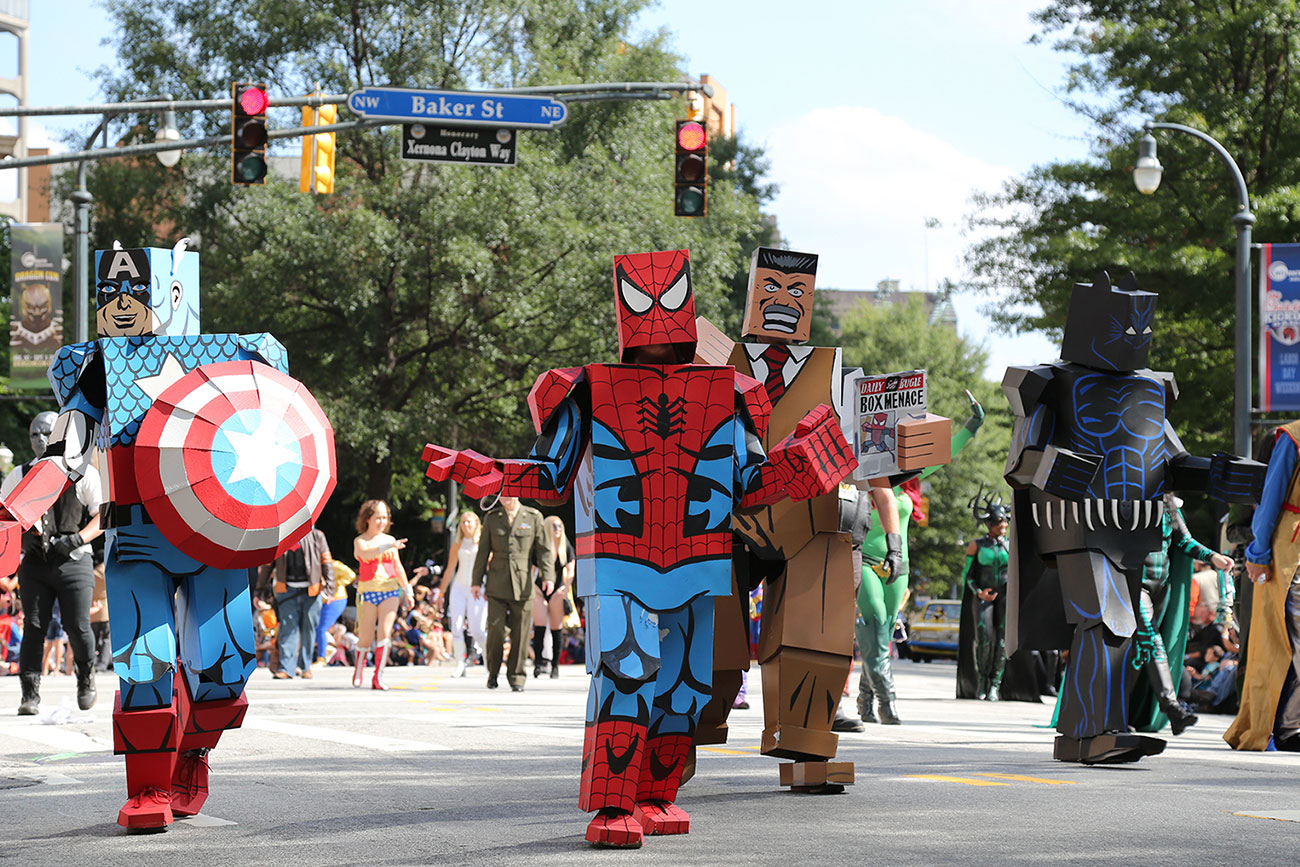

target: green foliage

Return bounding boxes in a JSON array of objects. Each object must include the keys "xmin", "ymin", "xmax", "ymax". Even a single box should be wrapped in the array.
[
  {"xmin": 969, "ymin": 0, "xmax": 1300, "ymax": 540},
  {"xmin": 89, "ymin": 0, "xmax": 774, "ymax": 559},
  {"xmin": 838, "ymin": 296, "xmax": 1012, "ymax": 597}
]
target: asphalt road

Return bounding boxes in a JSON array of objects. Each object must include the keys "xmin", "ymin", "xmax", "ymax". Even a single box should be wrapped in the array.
[{"xmin": 2, "ymin": 658, "xmax": 1297, "ymax": 866}]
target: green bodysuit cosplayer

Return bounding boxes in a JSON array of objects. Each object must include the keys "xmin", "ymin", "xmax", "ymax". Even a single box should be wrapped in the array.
[
  {"xmin": 855, "ymin": 394, "xmax": 984, "ymax": 724},
  {"xmin": 958, "ymin": 497, "xmax": 1011, "ymax": 700}
]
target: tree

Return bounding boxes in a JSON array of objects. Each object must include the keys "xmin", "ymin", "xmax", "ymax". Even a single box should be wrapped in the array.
[
  {"xmin": 82, "ymin": 0, "xmax": 777, "ymax": 558},
  {"xmin": 966, "ymin": 0, "xmax": 1300, "ymax": 539},
  {"xmin": 837, "ymin": 295, "xmax": 1012, "ymax": 598}
]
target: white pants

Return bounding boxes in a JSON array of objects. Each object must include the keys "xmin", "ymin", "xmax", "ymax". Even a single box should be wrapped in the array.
[{"xmin": 447, "ymin": 581, "xmax": 488, "ymax": 661}]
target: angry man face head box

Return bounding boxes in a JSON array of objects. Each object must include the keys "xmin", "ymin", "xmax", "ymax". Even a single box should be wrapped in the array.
[{"xmin": 742, "ymin": 247, "xmax": 818, "ymax": 343}]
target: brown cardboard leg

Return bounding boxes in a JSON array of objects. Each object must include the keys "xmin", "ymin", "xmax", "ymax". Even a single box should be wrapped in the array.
[
  {"xmin": 761, "ymin": 722, "xmax": 839, "ymax": 760},
  {"xmin": 778, "ymin": 760, "xmax": 855, "ymax": 792}
]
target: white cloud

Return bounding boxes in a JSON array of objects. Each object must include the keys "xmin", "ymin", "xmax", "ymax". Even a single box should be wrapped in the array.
[{"xmin": 763, "ymin": 104, "xmax": 1059, "ymax": 379}]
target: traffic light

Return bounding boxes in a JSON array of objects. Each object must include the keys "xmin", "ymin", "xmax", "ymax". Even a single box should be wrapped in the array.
[
  {"xmin": 231, "ymin": 82, "xmax": 269, "ymax": 185},
  {"xmin": 299, "ymin": 101, "xmax": 337, "ymax": 194},
  {"xmin": 674, "ymin": 119, "xmax": 707, "ymax": 217}
]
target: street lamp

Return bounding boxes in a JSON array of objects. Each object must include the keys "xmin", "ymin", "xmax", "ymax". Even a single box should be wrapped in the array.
[
  {"xmin": 154, "ymin": 93, "xmax": 181, "ymax": 168},
  {"xmin": 1133, "ymin": 122, "xmax": 1255, "ymax": 458}
]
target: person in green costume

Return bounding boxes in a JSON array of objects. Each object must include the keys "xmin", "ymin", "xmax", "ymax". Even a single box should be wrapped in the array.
[
  {"xmin": 959, "ymin": 495, "xmax": 1011, "ymax": 700},
  {"xmin": 855, "ymin": 392, "xmax": 984, "ymax": 724},
  {"xmin": 1129, "ymin": 494, "xmax": 1232, "ymax": 735}
]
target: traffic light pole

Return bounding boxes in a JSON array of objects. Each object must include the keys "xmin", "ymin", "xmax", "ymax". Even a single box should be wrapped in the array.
[{"xmin": 0, "ymin": 81, "xmax": 712, "ymax": 171}]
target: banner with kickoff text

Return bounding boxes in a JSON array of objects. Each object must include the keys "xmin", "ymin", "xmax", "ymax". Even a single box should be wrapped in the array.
[
  {"xmin": 8, "ymin": 222, "xmax": 64, "ymax": 392},
  {"xmin": 1260, "ymin": 243, "xmax": 1300, "ymax": 412}
]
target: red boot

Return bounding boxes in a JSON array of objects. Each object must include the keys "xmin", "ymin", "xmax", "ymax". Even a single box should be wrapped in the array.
[
  {"xmin": 352, "ymin": 647, "xmax": 368, "ymax": 688},
  {"xmin": 113, "ymin": 692, "xmax": 179, "ymax": 832},
  {"xmin": 585, "ymin": 808, "xmax": 644, "ymax": 848},
  {"xmin": 580, "ymin": 719, "xmax": 647, "ymax": 847},
  {"xmin": 372, "ymin": 641, "xmax": 391, "ymax": 691},
  {"xmin": 171, "ymin": 679, "xmax": 249, "ymax": 817},
  {"xmin": 635, "ymin": 733, "xmax": 693, "ymax": 835}
]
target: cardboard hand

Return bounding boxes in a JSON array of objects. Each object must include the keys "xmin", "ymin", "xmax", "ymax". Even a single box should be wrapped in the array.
[
  {"xmin": 767, "ymin": 404, "xmax": 856, "ymax": 501},
  {"xmin": 421, "ymin": 445, "xmax": 505, "ymax": 497},
  {"xmin": 0, "ymin": 520, "xmax": 18, "ymax": 578},
  {"xmin": 1208, "ymin": 452, "xmax": 1267, "ymax": 504},
  {"xmin": 963, "ymin": 389, "xmax": 985, "ymax": 434},
  {"xmin": 1030, "ymin": 444, "xmax": 1102, "ymax": 500}
]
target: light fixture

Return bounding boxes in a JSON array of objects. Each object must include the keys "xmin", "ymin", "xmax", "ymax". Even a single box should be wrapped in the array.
[
  {"xmin": 156, "ymin": 93, "xmax": 182, "ymax": 168},
  {"xmin": 1133, "ymin": 132, "xmax": 1163, "ymax": 194}
]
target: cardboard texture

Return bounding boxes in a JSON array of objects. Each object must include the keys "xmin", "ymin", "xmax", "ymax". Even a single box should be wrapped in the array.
[
  {"xmin": 694, "ymin": 265, "xmax": 862, "ymax": 789},
  {"xmin": 758, "ymin": 647, "xmax": 844, "ymax": 760},
  {"xmin": 778, "ymin": 761, "xmax": 855, "ymax": 787},
  {"xmin": 756, "ymin": 533, "xmax": 854, "ymax": 659},
  {"xmin": 740, "ymin": 247, "xmax": 818, "ymax": 343},
  {"xmin": 421, "ymin": 249, "xmax": 853, "ymax": 842},
  {"xmin": 0, "ymin": 239, "xmax": 336, "ymax": 831},
  {"xmin": 1003, "ymin": 270, "xmax": 1264, "ymax": 765},
  {"xmin": 897, "ymin": 413, "xmax": 952, "ymax": 471},
  {"xmin": 693, "ymin": 315, "xmax": 735, "ymax": 366}
]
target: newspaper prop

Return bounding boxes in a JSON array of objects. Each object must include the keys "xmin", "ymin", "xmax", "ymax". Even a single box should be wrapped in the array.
[{"xmin": 853, "ymin": 369, "xmax": 927, "ymax": 479}]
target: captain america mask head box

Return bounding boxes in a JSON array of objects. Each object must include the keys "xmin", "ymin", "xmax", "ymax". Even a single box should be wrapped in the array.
[
  {"xmin": 1059, "ymin": 270, "xmax": 1156, "ymax": 373},
  {"xmin": 613, "ymin": 249, "xmax": 697, "ymax": 363},
  {"xmin": 95, "ymin": 239, "xmax": 200, "ymax": 339},
  {"xmin": 742, "ymin": 247, "xmax": 818, "ymax": 343}
]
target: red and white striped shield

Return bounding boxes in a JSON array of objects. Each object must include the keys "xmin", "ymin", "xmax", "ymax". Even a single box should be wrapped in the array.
[{"xmin": 134, "ymin": 360, "xmax": 336, "ymax": 569}]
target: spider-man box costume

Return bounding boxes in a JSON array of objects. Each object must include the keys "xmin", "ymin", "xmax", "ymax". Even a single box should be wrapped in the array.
[
  {"xmin": 424, "ymin": 249, "xmax": 855, "ymax": 848},
  {"xmin": 1003, "ymin": 271, "xmax": 1261, "ymax": 764},
  {"xmin": 0, "ymin": 240, "xmax": 335, "ymax": 831}
]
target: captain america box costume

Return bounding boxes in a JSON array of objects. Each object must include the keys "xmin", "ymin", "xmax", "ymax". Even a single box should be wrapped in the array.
[
  {"xmin": 423, "ymin": 249, "xmax": 855, "ymax": 848},
  {"xmin": 0, "ymin": 240, "xmax": 335, "ymax": 831},
  {"xmin": 1002, "ymin": 270, "xmax": 1261, "ymax": 765}
]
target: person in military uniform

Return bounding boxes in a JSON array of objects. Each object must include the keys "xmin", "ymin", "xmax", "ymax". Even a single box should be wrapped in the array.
[{"xmin": 471, "ymin": 496, "xmax": 554, "ymax": 691}]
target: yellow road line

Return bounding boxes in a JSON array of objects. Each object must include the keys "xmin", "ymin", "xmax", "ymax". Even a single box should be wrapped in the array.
[
  {"xmin": 973, "ymin": 773, "xmax": 1075, "ymax": 785},
  {"xmin": 471, "ymin": 707, "xmax": 502, "ymax": 712},
  {"xmin": 698, "ymin": 746, "xmax": 755, "ymax": 756},
  {"xmin": 906, "ymin": 775, "xmax": 1009, "ymax": 787}
]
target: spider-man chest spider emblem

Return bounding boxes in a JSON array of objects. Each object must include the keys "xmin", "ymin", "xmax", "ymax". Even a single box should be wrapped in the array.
[{"xmin": 637, "ymin": 393, "xmax": 688, "ymax": 439}]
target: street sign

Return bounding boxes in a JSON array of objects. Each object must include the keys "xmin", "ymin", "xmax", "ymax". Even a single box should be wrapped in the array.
[
  {"xmin": 401, "ymin": 124, "xmax": 518, "ymax": 167},
  {"xmin": 348, "ymin": 86, "xmax": 566, "ymax": 129}
]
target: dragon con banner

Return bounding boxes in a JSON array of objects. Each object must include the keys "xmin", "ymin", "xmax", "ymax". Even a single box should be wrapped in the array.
[{"xmin": 8, "ymin": 222, "xmax": 64, "ymax": 392}]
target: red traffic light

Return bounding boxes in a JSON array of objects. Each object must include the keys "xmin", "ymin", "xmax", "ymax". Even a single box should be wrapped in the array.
[
  {"xmin": 677, "ymin": 121, "xmax": 706, "ymax": 151},
  {"xmin": 238, "ymin": 85, "xmax": 269, "ymax": 116}
]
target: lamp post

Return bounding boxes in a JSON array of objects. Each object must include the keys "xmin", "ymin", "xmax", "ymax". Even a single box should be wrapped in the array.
[{"xmin": 1133, "ymin": 122, "xmax": 1255, "ymax": 458}]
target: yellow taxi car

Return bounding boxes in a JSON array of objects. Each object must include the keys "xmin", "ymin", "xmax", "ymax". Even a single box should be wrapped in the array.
[{"xmin": 903, "ymin": 599, "xmax": 960, "ymax": 662}]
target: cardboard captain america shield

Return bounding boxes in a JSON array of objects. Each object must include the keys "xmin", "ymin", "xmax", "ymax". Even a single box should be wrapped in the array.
[{"xmin": 135, "ymin": 360, "xmax": 336, "ymax": 569}]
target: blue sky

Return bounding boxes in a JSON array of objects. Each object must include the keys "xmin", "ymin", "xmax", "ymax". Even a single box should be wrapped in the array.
[{"xmin": 9, "ymin": 0, "xmax": 1101, "ymax": 377}]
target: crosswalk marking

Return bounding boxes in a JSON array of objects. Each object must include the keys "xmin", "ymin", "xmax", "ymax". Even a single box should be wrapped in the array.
[
  {"xmin": 973, "ymin": 773, "xmax": 1074, "ymax": 785},
  {"xmin": 0, "ymin": 724, "xmax": 110, "ymax": 754},
  {"xmin": 241, "ymin": 718, "xmax": 451, "ymax": 752},
  {"xmin": 907, "ymin": 774, "xmax": 1009, "ymax": 787}
]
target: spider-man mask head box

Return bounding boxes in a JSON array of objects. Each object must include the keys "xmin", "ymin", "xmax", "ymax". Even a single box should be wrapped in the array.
[
  {"xmin": 741, "ymin": 247, "xmax": 818, "ymax": 343},
  {"xmin": 1059, "ymin": 270, "xmax": 1157, "ymax": 373},
  {"xmin": 613, "ymin": 249, "xmax": 697, "ymax": 363}
]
